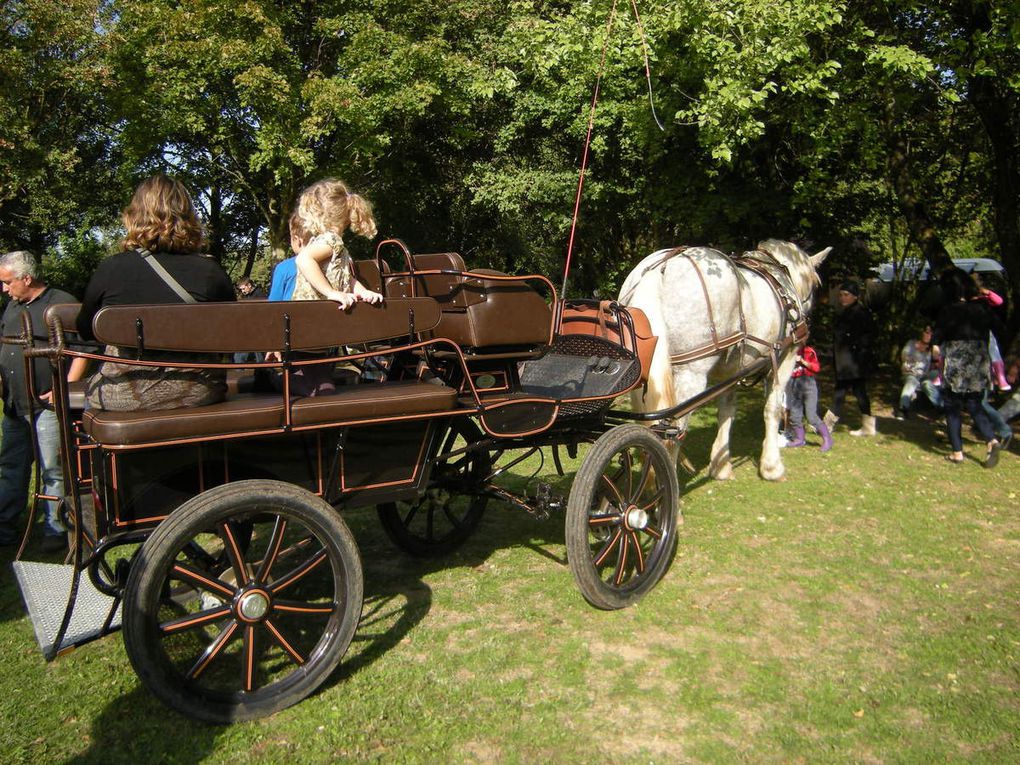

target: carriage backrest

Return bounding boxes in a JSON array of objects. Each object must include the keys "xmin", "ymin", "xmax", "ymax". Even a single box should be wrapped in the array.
[
  {"xmin": 87, "ymin": 298, "xmax": 443, "ymax": 353},
  {"xmin": 383, "ymin": 253, "xmax": 553, "ymax": 350}
]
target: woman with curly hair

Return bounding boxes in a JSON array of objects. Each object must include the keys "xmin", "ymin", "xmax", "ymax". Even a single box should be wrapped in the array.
[{"xmin": 77, "ymin": 174, "xmax": 235, "ymax": 410}]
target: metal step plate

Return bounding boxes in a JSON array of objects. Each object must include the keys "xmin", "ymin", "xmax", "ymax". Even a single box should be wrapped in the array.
[{"xmin": 11, "ymin": 561, "xmax": 121, "ymax": 657}]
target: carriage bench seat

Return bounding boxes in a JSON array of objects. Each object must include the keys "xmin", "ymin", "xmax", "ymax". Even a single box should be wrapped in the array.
[
  {"xmin": 82, "ymin": 380, "xmax": 459, "ymax": 447},
  {"xmin": 73, "ymin": 297, "xmax": 457, "ymax": 447}
]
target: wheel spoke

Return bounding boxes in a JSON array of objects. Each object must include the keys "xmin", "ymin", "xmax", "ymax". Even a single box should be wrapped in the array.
[
  {"xmin": 187, "ymin": 620, "xmax": 239, "ymax": 680},
  {"xmin": 171, "ymin": 562, "xmax": 237, "ymax": 599},
  {"xmin": 588, "ymin": 513, "xmax": 622, "ymax": 527},
  {"xmin": 593, "ymin": 527, "xmax": 623, "ymax": 567},
  {"xmin": 613, "ymin": 533, "xmax": 630, "ymax": 586},
  {"xmin": 599, "ymin": 473, "xmax": 625, "ymax": 506},
  {"xmin": 632, "ymin": 453, "xmax": 653, "ymax": 503},
  {"xmin": 243, "ymin": 625, "xmax": 256, "ymax": 692},
  {"xmin": 263, "ymin": 618, "xmax": 306, "ymax": 665},
  {"xmin": 219, "ymin": 521, "xmax": 251, "ymax": 585},
  {"xmin": 621, "ymin": 448, "xmax": 634, "ymax": 500},
  {"xmin": 629, "ymin": 530, "xmax": 645, "ymax": 574},
  {"xmin": 160, "ymin": 605, "xmax": 232, "ymax": 634},
  {"xmin": 273, "ymin": 599, "xmax": 336, "ymax": 615},
  {"xmin": 268, "ymin": 547, "xmax": 329, "ymax": 594},
  {"xmin": 255, "ymin": 515, "xmax": 288, "ymax": 584},
  {"xmin": 643, "ymin": 524, "xmax": 662, "ymax": 540},
  {"xmin": 637, "ymin": 487, "xmax": 665, "ymax": 512}
]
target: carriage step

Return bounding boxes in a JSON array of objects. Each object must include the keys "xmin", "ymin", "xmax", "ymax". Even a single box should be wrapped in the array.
[{"xmin": 11, "ymin": 561, "xmax": 121, "ymax": 658}]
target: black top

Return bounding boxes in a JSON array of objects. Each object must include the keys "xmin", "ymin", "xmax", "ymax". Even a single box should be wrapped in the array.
[
  {"xmin": 77, "ymin": 250, "xmax": 235, "ymax": 340},
  {"xmin": 1, "ymin": 286, "xmax": 78, "ymax": 416},
  {"xmin": 933, "ymin": 299, "xmax": 1005, "ymax": 345},
  {"xmin": 832, "ymin": 301, "xmax": 875, "ymax": 380}
]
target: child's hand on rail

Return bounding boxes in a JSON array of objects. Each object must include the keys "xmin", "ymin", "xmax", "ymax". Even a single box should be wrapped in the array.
[
  {"xmin": 264, "ymin": 351, "xmax": 282, "ymax": 363},
  {"xmin": 358, "ymin": 290, "xmax": 383, "ymax": 305},
  {"xmin": 327, "ymin": 290, "xmax": 357, "ymax": 310}
]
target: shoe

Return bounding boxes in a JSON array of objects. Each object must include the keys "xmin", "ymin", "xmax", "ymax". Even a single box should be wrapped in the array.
[
  {"xmin": 40, "ymin": 535, "xmax": 67, "ymax": 553},
  {"xmin": 944, "ymin": 453, "xmax": 964, "ymax": 464},
  {"xmin": 1000, "ymin": 431, "xmax": 1013, "ymax": 451},
  {"xmin": 818, "ymin": 422, "xmax": 833, "ymax": 452},
  {"xmin": 893, "ymin": 409, "xmax": 905, "ymax": 421},
  {"xmin": 992, "ymin": 360, "xmax": 1011, "ymax": 391},
  {"xmin": 850, "ymin": 415, "xmax": 877, "ymax": 437},
  {"xmin": 984, "ymin": 441, "xmax": 1001, "ymax": 469}
]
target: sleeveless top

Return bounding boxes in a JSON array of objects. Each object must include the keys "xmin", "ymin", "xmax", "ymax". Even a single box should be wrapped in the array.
[{"xmin": 290, "ymin": 232, "xmax": 354, "ymax": 301}]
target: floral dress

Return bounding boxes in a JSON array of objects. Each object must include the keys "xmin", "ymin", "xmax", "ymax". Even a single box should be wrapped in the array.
[{"xmin": 290, "ymin": 232, "xmax": 354, "ymax": 301}]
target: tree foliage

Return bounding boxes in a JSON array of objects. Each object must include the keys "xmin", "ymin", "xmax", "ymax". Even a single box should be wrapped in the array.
[{"xmin": 0, "ymin": 0, "xmax": 1016, "ymax": 316}]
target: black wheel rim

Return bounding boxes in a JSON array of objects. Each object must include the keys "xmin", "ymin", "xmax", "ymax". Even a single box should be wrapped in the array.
[
  {"xmin": 151, "ymin": 510, "xmax": 344, "ymax": 700},
  {"xmin": 585, "ymin": 442, "xmax": 671, "ymax": 591}
]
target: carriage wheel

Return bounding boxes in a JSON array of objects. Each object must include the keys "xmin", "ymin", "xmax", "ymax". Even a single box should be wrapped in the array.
[
  {"xmin": 377, "ymin": 419, "xmax": 491, "ymax": 557},
  {"xmin": 565, "ymin": 424, "xmax": 679, "ymax": 610},
  {"xmin": 122, "ymin": 480, "xmax": 363, "ymax": 723}
]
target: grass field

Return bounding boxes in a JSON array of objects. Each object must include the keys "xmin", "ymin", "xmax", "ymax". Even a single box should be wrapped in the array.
[{"xmin": 1, "ymin": 390, "xmax": 1017, "ymax": 763}]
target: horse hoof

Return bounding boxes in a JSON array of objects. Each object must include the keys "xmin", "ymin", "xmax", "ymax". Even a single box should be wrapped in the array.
[
  {"xmin": 710, "ymin": 464, "xmax": 734, "ymax": 480},
  {"xmin": 760, "ymin": 464, "xmax": 786, "ymax": 481}
]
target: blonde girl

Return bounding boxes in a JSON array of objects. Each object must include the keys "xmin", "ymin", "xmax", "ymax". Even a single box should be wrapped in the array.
[{"xmin": 291, "ymin": 179, "xmax": 383, "ymax": 309}]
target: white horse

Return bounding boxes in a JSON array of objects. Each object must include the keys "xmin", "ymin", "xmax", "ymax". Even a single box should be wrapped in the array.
[{"xmin": 619, "ymin": 239, "xmax": 830, "ymax": 481}]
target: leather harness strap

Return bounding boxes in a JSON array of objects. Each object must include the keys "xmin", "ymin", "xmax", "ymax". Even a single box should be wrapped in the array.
[{"xmin": 657, "ymin": 247, "xmax": 808, "ymax": 379}]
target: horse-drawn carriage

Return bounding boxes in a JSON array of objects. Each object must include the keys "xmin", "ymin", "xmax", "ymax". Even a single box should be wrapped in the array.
[{"xmin": 10, "ymin": 240, "xmax": 682, "ymax": 723}]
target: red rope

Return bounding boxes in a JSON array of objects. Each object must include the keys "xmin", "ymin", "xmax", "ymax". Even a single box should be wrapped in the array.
[{"xmin": 557, "ymin": 0, "xmax": 662, "ymax": 327}]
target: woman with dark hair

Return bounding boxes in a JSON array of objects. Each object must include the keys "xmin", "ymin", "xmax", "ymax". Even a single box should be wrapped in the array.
[
  {"xmin": 933, "ymin": 268, "xmax": 1005, "ymax": 467},
  {"xmin": 77, "ymin": 174, "xmax": 235, "ymax": 410}
]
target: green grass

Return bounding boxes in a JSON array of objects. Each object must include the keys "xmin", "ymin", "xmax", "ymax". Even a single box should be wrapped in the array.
[{"xmin": 1, "ymin": 388, "xmax": 1018, "ymax": 763}]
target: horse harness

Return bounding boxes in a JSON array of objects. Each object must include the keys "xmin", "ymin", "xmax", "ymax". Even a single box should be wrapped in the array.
[{"xmin": 636, "ymin": 246, "xmax": 808, "ymax": 379}]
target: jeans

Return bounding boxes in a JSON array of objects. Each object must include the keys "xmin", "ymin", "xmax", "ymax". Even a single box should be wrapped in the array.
[
  {"xmin": 981, "ymin": 390, "xmax": 1011, "ymax": 440},
  {"xmin": 943, "ymin": 390, "xmax": 996, "ymax": 453},
  {"xmin": 787, "ymin": 376, "xmax": 822, "ymax": 429},
  {"xmin": 0, "ymin": 409, "xmax": 65, "ymax": 541},
  {"xmin": 999, "ymin": 390, "xmax": 1020, "ymax": 422},
  {"xmin": 899, "ymin": 374, "xmax": 942, "ymax": 411}
]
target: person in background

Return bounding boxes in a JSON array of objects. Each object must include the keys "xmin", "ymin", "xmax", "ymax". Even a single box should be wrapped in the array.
[
  {"xmin": 933, "ymin": 268, "xmax": 1004, "ymax": 467},
  {"xmin": 267, "ymin": 211, "xmax": 309, "ymax": 302},
  {"xmin": 824, "ymin": 280, "xmax": 877, "ymax": 436},
  {"xmin": 972, "ymin": 274, "xmax": 1010, "ymax": 391},
  {"xmin": 785, "ymin": 341, "xmax": 832, "ymax": 451},
  {"xmin": 235, "ymin": 277, "xmax": 265, "ymax": 301},
  {"xmin": 0, "ymin": 250, "xmax": 88, "ymax": 551},
  {"xmin": 895, "ymin": 324, "xmax": 942, "ymax": 420},
  {"xmin": 77, "ymin": 174, "xmax": 235, "ymax": 410}
]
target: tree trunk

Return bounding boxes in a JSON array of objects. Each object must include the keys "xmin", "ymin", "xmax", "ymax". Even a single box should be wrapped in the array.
[
  {"xmin": 970, "ymin": 75, "xmax": 1020, "ymax": 337},
  {"xmin": 886, "ymin": 127, "xmax": 953, "ymax": 275}
]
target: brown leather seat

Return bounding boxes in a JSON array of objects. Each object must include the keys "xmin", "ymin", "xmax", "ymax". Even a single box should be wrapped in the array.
[
  {"xmin": 82, "ymin": 381, "xmax": 458, "ymax": 446},
  {"xmin": 289, "ymin": 380, "xmax": 457, "ymax": 426},
  {"xmin": 83, "ymin": 395, "xmax": 287, "ymax": 446}
]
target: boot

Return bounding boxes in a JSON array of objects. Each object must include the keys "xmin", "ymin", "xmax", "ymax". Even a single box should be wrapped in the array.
[
  {"xmin": 787, "ymin": 426, "xmax": 806, "ymax": 448},
  {"xmin": 818, "ymin": 422, "xmax": 833, "ymax": 452},
  {"xmin": 992, "ymin": 360, "xmax": 1011, "ymax": 391},
  {"xmin": 850, "ymin": 414, "xmax": 877, "ymax": 437},
  {"xmin": 823, "ymin": 409, "xmax": 839, "ymax": 430}
]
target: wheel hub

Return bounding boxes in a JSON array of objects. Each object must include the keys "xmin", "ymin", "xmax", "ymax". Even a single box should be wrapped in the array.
[
  {"xmin": 624, "ymin": 505, "xmax": 649, "ymax": 530},
  {"xmin": 236, "ymin": 588, "xmax": 271, "ymax": 622}
]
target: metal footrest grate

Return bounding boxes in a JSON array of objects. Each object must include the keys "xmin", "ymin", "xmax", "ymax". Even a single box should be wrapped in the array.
[{"xmin": 11, "ymin": 561, "xmax": 121, "ymax": 657}]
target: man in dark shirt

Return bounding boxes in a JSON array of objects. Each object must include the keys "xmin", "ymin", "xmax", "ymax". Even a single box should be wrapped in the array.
[{"xmin": 0, "ymin": 251, "xmax": 87, "ymax": 550}]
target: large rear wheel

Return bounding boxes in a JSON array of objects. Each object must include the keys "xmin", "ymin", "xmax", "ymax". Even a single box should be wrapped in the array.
[
  {"xmin": 565, "ymin": 424, "xmax": 679, "ymax": 610},
  {"xmin": 122, "ymin": 480, "xmax": 363, "ymax": 723},
  {"xmin": 377, "ymin": 419, "xmax": 491, "ymax": 557}
]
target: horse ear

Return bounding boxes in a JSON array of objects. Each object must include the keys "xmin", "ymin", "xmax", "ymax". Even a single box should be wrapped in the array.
[{"xmin": 810, "ymin": 247, "xmax": 832, "ymax": 269}]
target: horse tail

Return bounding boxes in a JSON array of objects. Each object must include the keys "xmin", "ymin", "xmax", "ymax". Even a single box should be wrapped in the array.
[{"xmin": 622, "ymin": 273, "xmax": 677, "ymax": 416}]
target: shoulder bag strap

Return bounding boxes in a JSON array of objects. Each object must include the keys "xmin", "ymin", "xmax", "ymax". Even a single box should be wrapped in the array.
[{"xmin": 138, "ymin": 249, "xmax": 197, "ymax": 304}]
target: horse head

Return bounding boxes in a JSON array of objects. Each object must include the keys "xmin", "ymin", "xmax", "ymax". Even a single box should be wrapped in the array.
[{"xmin": 757, "ymin": 239, "xmax": 831, "ymax": 313}]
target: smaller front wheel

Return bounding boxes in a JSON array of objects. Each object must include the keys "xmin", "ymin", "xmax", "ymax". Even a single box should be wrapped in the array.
[{"xmin": 565, "ymin": 425, "xmax": 679, "ymax": 609}]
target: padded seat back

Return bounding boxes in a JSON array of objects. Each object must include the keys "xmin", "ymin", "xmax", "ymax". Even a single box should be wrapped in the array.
[{"xmin": 384, "ymin": 253, "xmax": 552, "ymax": 350}]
